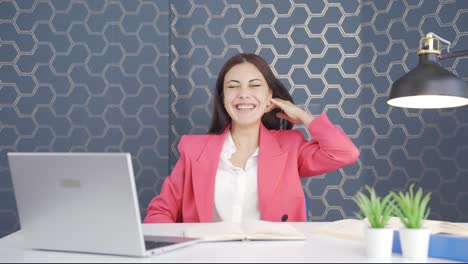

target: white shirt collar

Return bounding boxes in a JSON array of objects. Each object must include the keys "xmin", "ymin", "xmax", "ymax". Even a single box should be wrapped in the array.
[{"xmin": 221, "ymin": 131, "xmax": 259, "ymax": 160}]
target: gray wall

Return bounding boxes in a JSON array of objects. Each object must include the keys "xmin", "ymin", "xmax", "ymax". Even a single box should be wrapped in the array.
[
  {"xmin": 1, "ymin": 0, "xmax": 467, "ymax": 238},
  {"xmin": 0, "ymin": 0, "xmax": 170, "ymax": 238},
  {"xmin": 169, "ymin": 0, "xmax": 468, "ymax": 222}
]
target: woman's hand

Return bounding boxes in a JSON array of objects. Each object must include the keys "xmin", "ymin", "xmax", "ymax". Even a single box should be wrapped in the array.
[{"xmin": 265, "ymin": 98, "xmax": 314, "ymax": 126}]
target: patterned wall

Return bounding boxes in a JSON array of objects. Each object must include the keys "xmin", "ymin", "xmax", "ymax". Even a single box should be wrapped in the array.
[
  {"xmin": 169, "ymin": 0, "xmax": 468, "ymax": 222},
  {"xmin": 1, "ymin": 0, "xmax": 468, "ymax": 239},
  {"xmin": 0, "ymin": 0, "xmax": 169, "ymax": 238}
]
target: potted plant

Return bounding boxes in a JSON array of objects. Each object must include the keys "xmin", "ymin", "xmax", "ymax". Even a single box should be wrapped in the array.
[
  {"xmin": 353, "ymin": 186, "xmax": 395, "ymax": 259},
  {"xmin": 391, "ymin": 184, "xmax": 432, "ymax": 260}
]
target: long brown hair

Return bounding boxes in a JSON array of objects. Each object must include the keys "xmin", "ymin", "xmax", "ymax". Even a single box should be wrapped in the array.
[{"xmin": 208, "ymin": 53, "xmax": 294, "ymax": 134}]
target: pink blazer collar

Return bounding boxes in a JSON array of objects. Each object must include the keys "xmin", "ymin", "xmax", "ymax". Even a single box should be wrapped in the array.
[{"xmin": 191, "ymin": 124, "xmax": 288, "ymax": 222}]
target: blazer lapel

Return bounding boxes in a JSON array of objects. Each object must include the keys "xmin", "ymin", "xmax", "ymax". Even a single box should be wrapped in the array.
[
  {"xmin": 191, "ymin": 129, "xmax": 228, "ymax": 222},
  {"xmin": 257, "ymin": 124, "xmax": 288, "ymax": 218},
  {"xmin": 191, "ymin": 124, "xmax": 288, "ymax": 221}
]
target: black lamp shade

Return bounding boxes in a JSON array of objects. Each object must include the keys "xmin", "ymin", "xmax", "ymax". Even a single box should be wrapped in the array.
[{"xmin": 388, "ymin": 53, "xmax": 468, "ymax": 108}]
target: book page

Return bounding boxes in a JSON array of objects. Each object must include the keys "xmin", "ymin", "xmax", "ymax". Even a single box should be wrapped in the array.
[
  {"xmin": 311, "ymin": 219, "xmax": 365, "ymax": 241},
  {"xmin": 241, "ymin": 220, "xmax": 306, "ymax": 240},
  {"xmin": 183, "ymin": 222, "xmax": 246, "ymax": 241},
  {"xmin": 312, "ymin": 217, "xmax": 468, "ymax": 241},
  {"xmin": 183, "ymin": 221, "xmax": 306, "ymax": 241},
  {"xmin": 312, "ymin": 217, "xmax": 401, "ymax": 241},
  {"xmin": 385, "ymin": 217, "xmax": 468, "ymax": 236},
  {"xmin": 423, "ymin": 219, "xmax": 468, "ymax": 236}
]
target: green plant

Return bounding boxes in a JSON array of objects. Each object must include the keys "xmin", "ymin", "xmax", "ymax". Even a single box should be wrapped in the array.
[
  {"xmin": 353, "ymin": 186, "xmax": 394, "ymax": 228},
  {"xmin": 391, "ymin": 184, "xmax": 431, "ymax": 229}
]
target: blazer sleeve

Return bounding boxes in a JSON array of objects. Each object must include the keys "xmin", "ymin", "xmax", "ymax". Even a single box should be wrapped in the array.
[
  {"xmin": 298, "ymin": 113, "xmax": 360, "ymax": 177},
  {"xmin": 143, "ymin": 137, "xmax": 188, "ymax": 223}
]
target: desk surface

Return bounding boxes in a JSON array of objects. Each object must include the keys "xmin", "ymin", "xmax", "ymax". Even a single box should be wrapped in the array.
[{"xmin": 0, "ymin": 222, "xmax": 460, "ymax": 263}]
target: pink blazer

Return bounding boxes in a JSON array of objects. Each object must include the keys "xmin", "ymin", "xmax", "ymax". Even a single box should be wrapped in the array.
[{"xmin": 144, "ymin": 114, "xmax": 359, "ymax": 223}]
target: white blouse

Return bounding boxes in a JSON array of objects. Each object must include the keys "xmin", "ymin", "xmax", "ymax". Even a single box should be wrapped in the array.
[{"xmin": 212, "ymin": 131, "xmax": 260, "ymax": 223}]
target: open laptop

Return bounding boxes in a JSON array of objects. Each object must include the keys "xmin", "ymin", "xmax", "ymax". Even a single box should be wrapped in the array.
[{"xmin": 7, "ymin": 153, "xmax": 200, "ymax": 257}]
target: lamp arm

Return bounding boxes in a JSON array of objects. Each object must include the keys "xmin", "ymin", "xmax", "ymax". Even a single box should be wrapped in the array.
[{"xmin": 439, "ymin": 50, "xmax": 468, "ymax": 60}]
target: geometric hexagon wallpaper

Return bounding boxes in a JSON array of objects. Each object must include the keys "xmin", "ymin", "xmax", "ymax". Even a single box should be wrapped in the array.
[
  {"xmin": 0, "ymin": 0, "xmax": 169, "ymax": 238},
  {"xmin": 169, "ymin": 0, "xmax": 468, "ymax": 223},
  {"xmin": 1, "ymin": 0, "xmax": 468, "ymax": 239}
]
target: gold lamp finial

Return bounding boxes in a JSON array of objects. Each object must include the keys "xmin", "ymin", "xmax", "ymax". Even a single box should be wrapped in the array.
[{"xmin": 418, "ymin": 33, "xmax": 441, "ymax": 55}]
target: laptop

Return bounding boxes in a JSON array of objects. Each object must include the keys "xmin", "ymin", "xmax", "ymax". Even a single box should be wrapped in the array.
[{"xmin": 7, "ymin": 153, "xmax": 200, "ymax": 257}]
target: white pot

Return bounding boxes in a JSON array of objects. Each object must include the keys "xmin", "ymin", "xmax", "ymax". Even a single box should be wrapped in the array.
[
  {"xmin": 399, "ymin": 228, "xmax": 431, "ymax": 260},
  {"xmin": 365, "ymin": 227, "xmax": 394, "ymax": 259}
]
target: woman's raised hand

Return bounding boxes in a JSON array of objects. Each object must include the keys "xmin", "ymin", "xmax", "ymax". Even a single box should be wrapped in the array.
[{"xmin": 265, "ymin": 98, "xmax": 314, "ymax": 126}]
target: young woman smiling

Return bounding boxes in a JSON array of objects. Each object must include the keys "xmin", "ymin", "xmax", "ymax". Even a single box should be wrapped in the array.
[{"xmin": 144, "ymin": 53, "xmax": 359, "ymax": 223}]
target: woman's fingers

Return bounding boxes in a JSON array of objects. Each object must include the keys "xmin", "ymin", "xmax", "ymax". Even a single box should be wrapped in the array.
[
  {"xmin": 270, "ymin": 98, "xmax": 314, "ymax": 126},
  {"xmin": 270, "ymin": 98, "xmax": 289, "ymax": 108},
  {"xmin": 276, "ymin": 112, "xmax": 301, "ymax": 124},
  {"xmin": 265, "ymin": 102, "xmax": 277, "ymax": 113},
  {"xmin": 270, "ymin": 98, "xmax": 289, "ymax": 112},
  {"xmin": 275, "ymin": 112, "xmax": 290, "ymax": 121}
]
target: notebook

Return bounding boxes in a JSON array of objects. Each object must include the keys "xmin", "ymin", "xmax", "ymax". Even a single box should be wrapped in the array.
[
  {"xmin": 183, "ymin": 220, "xmax": 306, "ymax": 241},
  {"xmin": 8, "ymin": 153, "xmax": 201, "ymax": 257},
  {"xmin": 312, "ymin": 217, "xmax": 468, "ymax": 241}
]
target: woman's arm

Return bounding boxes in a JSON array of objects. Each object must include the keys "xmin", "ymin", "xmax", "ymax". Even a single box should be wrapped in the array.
[
  {"xmin": 143, "ymin": 138, "xmax": 188, "ymax": 223},
  {"xmin": 297, "ymin": 113, "xmax": 360, "ymax": 176},
  {"xmin": 267, "ymin": 98, "xmax": 359, "ymax": 176}
]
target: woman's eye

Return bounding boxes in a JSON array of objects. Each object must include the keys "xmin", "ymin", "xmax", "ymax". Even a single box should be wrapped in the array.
[
  {"xmin": 227, "ymin": 86, "xmax": 239, "ymax": 89},
  {"xmin": 250, "ymin": 85, "xmax": 261, "ymax": 88}
]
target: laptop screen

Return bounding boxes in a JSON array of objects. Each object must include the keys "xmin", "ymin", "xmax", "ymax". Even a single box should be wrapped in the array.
[{"xmin": 8, "ymin": 153, "xmax": 199, "ymax": 257}]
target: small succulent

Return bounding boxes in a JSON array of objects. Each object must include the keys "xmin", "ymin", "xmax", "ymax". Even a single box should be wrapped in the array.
[
  {"xmin": 391, "ymin": 184, "xmax": 431, "ymax": 229},
  {"xmin": 353, "ymin": 186, "xmax": 394, "ymax": 228}
]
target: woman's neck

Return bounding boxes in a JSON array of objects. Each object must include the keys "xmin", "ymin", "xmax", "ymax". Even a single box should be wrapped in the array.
[{"xmin": 230, "ymin": 123, "xmax": 260, "ymax": 151}]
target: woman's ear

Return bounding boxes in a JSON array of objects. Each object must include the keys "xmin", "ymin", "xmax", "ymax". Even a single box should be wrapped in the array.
[
  {"xmin": 265, "ymin": 100, "xmax": 274, "ymax": 113},
  {"xmin": 265, "ymin": 89, "xmax": 273, "ymax": 112}
]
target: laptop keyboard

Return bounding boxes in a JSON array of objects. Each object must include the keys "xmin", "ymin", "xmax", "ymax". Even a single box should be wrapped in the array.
[{"xmin": 144, "ymin": 240, "xmax": 177, "ymax": 251}]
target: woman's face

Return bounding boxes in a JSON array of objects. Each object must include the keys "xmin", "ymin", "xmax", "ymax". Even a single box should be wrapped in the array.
[{"xmin": 223, "ymin": 62, "xmax": 272, "ymax": 129}]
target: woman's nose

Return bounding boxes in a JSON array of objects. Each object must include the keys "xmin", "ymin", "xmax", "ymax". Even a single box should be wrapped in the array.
[{"xmin": 238, "ymin": 86, "xmax": 250, "ymax": 99}]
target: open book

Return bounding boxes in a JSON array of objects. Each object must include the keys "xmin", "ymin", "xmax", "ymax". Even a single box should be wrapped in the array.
[
  {"xmin": 183, "ymin": 220, "xmax": 306, "ymax": 242},
  {"xmin": 313, "ymin": 217, "xmax": 468, "ymax": 241}
]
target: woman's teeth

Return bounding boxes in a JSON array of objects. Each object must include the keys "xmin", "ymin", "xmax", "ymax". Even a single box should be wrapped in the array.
[{"xmin": 236, "ymin": 104, "xmax": 255, "ymax": 110}]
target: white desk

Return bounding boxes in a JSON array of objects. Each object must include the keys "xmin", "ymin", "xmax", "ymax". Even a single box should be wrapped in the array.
[{"xmin": 0, "ymin": 223, "xmax": 460, "ymax": 263}]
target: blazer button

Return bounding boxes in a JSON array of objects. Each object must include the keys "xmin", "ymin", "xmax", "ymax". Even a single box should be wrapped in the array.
[{"xmin": 281, "ymin": 214, "xmax": 288, "ymax": 222}]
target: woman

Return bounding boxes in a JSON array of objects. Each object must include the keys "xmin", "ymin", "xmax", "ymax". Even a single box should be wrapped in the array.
[{"xmin": 144, "ymin": 53, "xmax": 359, "ymax": 223}]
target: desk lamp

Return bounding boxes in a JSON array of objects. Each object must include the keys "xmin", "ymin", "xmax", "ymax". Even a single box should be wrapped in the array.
[{"xmin": 388, "ymin": 33, "xmax": 468, "ymax": 109}]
